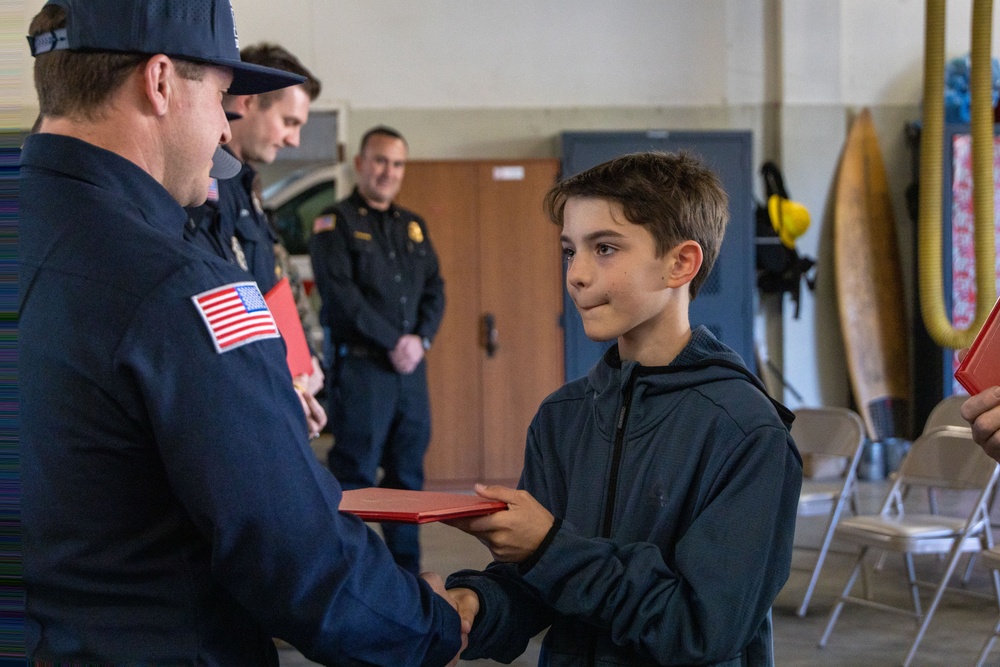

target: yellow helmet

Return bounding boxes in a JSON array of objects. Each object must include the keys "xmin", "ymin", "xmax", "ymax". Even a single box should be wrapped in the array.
[{"xmin": 767, "ymin": 194, "xmax": 811, "ymax": 249}]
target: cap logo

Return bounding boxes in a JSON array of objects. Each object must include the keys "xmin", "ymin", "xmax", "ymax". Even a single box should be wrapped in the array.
[{"xmin": 230, "ymin": 5, "xmax": 240, "ymax": 49}]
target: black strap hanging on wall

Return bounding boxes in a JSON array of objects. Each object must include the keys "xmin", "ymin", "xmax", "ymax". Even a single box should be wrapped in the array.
[{"xmin": 755, "ymin": 161, "xmax": 817, "ymax": 318}]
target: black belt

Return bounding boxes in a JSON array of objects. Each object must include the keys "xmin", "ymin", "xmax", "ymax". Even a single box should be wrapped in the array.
[{"xmin": 337, "ymin": 343, "xmax": 384, "ymax": 360}]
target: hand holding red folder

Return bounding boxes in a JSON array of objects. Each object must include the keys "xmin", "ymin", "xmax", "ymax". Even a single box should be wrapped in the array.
[
  {"xmin": 953, "ymin": 298, "xmax": 1000, "ymax": 463},
  {"xmin": 957, "ymin": 342, "xmax": 1000, "ymax": 462},
  {"xmin": 443, "ymin": 484, "xmax": 555, "ymax": 564},
  {"xmin": 958, "ymin": 382, "xmax": 1000, "ymax": 461}
]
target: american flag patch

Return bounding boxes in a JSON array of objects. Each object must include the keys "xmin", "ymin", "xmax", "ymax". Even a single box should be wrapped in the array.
[
  {"xmin": 313, "ymin": 214, "xmax": 335, "ymax": 233},
  {"xmin": 191, "ymin": 282, "xmax": 280, "ymax": 353},
  {"xmin": 207, "ymin": 178, "xmax": 219, "ymax": 202}
]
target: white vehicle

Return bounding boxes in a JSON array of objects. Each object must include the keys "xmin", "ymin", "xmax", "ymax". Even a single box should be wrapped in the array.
[{"xmin": 262, "ymin": 163, "xmax": 343, "ymax": 285}]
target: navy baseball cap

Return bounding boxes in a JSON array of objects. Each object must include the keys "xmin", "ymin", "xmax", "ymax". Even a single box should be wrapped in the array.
[{"xmin": 27, "ymin": 0, "xmax": 306, "ymax": 96}]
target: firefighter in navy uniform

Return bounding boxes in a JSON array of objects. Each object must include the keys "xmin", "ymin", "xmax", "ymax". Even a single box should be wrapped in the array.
[
  {"xmin": 309, "ymin": 126, "xmax": 445, "ymax": 576},
  {"xmin": 185, "ymin": 43, "xmax": 327, "ymax": 404},
  {"xmin": 186, "ymin": 150, "xmax": 278, "ymax": 290},
  {"xmin": 19, "ymin": 1, "xmax": 465, "ymax": 663},
  {"xmin": 184, "ymin": 41, "xmax": 322, "ymax": 297}
]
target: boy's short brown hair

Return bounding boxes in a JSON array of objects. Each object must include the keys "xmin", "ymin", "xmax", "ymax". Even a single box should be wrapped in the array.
[
  {"xmin": 30, "ymin": 4, "xmax": 204, "ymax": 121},
  {"xmin": 544, "ymin": 151, "xmax": 729, "ymax": 299}
]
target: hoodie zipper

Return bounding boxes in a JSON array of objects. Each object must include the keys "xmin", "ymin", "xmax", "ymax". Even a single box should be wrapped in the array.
[
  {"xmin": 601, "ymin": 372, "xmax": 636, "ymax": 539},
  {"xmin": 581, "ymin": 344, "xmax": 793, "ymax": 667},
  {"xmin": 587, "ymin": 372, "xmax": 637, "ymax": 667}
]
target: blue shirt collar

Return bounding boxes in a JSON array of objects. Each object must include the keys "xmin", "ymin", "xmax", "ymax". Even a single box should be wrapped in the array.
[{"xmin": 21, "ymin": 133, "xmax": 189, "ymax": 239}]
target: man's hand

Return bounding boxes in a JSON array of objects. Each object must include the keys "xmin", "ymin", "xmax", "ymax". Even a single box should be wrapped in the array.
[
  {"xmin": 304, "ymin": 356, "xmax": 325, "ymax": 396},
  {"xmin": 446, "ymin": 586, "xmax": 480, "ymax": 630},
  {"xmin": 956, "ymin": 347, "xmax": 1000, "ymax": 462},
  {"xmin": 961, "ymin": 385, "xmax": 1000, "ymax": 462},
  {"xmin": 421, "ymin": 572, "xmax": 470, "ymax": 666},
  {"xmin": 389, "ymin": 334, "xmax": 425, "ymax": 375},
  {"xmin": 293, "ymin": 383, "xmax": 327, "ymax": 438},
  {"xmin": 445, "ymin": 484, "xmax": 554, "ymax": 563}
]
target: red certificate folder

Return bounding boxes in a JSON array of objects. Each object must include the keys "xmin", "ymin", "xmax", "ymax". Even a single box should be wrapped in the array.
[
  {"xmin": 264, "ymin": 277, "xmax": 313, "ymax": 378},
  {"xmin": 339, "ymin": 488, "xmax": 507, "ymax": 524},
  {"xmin": 955, "ymin": 296, "xmax": 1000, "ymax": 396}
]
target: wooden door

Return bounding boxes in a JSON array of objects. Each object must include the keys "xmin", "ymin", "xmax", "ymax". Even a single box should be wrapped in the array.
[
  {"xmin": 396, "ymin": 163, "xmax": 483, "ymax": 482},
  {"xmin": 477, "ymin": 161, "xmax": 564, "ymax": 482},
  {"xmin": 397, "ymin": 159, "xmax": 564, "ymax": 487}
]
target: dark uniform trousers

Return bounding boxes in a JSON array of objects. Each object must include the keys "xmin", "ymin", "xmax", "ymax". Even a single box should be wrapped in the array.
[
  {"xmin": 330, "ymin": 351, "xmax": 430, "ymax": 574},
  {"xmin": 310, "ymin": 188, "xmax": 445, "ymax": 576}
]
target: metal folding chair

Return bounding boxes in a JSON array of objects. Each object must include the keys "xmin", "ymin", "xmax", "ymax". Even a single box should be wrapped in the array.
[
  {"xmin": 818, "ymin": 425, "xmax": 1000, "ymax": 667},
  {"xmin": 872, "ymin": 393, "xmax": 977, "ymax": 570},
  {"xmin": 923, "ymin": 394, "xmax": 969, "ymax": 431},
  {"xmin": 975, "ymin": 547, "xmax": 1000, "ymax": 667},
  {"xmin": 922, "ymin": 395, "xmax": 974, "ymax": 515},
  {"xmin": 792, "ymin": 407, "xmax": 866, "ymax": 617}
]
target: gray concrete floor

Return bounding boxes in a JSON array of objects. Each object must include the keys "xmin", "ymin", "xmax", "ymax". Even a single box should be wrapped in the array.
[{"xmin": 281, "ymin": 448, "xmax": 1000, "ymax": 666}]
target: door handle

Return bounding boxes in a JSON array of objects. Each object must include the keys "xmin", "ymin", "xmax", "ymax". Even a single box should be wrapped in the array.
[{"xmin": 483, "ymin": 313, "xmax": 499, "ymax": 358}]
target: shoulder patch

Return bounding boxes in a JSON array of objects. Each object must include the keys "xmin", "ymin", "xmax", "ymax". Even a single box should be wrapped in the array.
[
  {"xmin": 191, "ymin": 281, "xmax": 280, "ymax": 354},
  {"xmin": 207, "ymin": 178, "xmax": 219, "ymax": 202},
  {"xmin": 353, "ymin": 231, "xmax": 373, "ymax": 241},
  {"xmin": 313, "ymin": 214, "xmax": 336, "ymax": 233}
]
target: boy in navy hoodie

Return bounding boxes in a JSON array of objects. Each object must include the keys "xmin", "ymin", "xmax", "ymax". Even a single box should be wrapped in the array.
[{"xmin": 446, "ymin": 151, "xmax": 802, "ymax": 666}]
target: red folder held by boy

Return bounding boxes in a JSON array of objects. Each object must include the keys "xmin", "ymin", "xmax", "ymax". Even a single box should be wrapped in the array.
[{"xmin": 339, "ymin": 488, "xmax": 507, "ymax": 524}]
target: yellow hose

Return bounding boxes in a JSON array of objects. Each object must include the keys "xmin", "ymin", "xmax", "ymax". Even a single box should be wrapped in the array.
[{"xmin": 918, "ymin": 0, "xmax": 996, "ymax": 349}]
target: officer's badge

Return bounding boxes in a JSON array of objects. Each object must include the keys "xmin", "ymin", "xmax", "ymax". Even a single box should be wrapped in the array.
[
  {"xmin": 230, "ymin": 236, "xmax": 249, "ymax": 271},
  {"xmin": 313, "ymin": 214, "xmax": 336, "ymax": 233},
  {"xmin": 408, "ymin": 221, "xmax": 424, "ymax": 244}
]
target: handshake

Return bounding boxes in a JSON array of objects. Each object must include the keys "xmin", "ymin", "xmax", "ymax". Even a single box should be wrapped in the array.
[{"xmin": 416, "ymin": 483, "xmax": 556, "ymax": 665}]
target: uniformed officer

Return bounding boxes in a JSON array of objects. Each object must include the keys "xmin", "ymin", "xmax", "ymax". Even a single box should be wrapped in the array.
[
  {"xmin": 309, "ymin": 126, "xmax": 446, "ymax": 576},
  {"xmin": 184, "ymin": 42, "xmax": 327, "ymax": 412},
  {"xmin": 184, "ymin": 43, "xmax": 319, "ymax": 296},
  {"xmin": 19, "ymin": 0, "xmax": 467, "ymax": 663}
]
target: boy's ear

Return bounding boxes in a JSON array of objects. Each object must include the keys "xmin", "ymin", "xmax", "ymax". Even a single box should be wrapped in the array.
[{"xmin": 665, "ymin": 240, "xmax": 704, "ymax": 288}]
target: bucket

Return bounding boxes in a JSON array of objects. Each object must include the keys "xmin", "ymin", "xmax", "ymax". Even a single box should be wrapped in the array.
[
  {"xmin": 883, "ymin": 438, "xmax": 911, "ymax": 475},
  {"xmin": 857, "ymin": 439, "xmax": 886, "ymax": 481}
]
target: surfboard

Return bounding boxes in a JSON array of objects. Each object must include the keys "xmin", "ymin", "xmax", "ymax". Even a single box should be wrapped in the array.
[{"xmin": 833, "ymin": 108, "xmax": 911, "ymax": 441}]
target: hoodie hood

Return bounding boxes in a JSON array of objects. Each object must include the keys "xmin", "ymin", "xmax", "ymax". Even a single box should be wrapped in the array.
[{"xmin": 587, "ymin": 326, "xmax": 795, "ymax": 440}]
